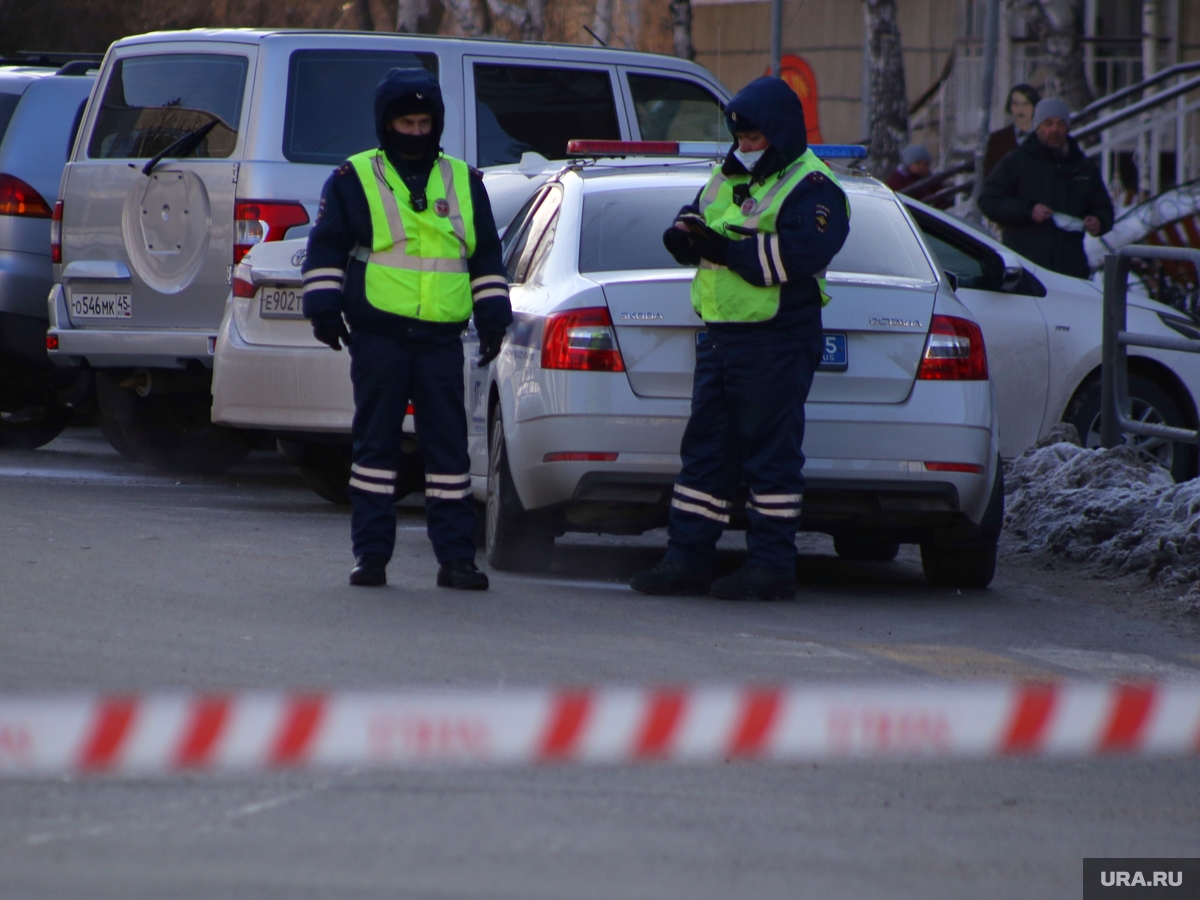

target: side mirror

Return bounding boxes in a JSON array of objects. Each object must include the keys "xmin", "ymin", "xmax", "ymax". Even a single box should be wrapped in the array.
[
  {"xmin": 1001, "ymin": 266, "xmax": 1023, "ymax": 292},
  {"xmin": 944, "ymin": 271, "xmax": 959, "ymax": 292}
]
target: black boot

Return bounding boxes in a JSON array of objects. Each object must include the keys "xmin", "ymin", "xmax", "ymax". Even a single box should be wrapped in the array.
[
  {"xmin": 349, "ymin": 555, "xmax": 388, "ymax": 587},
  {"xmin": 629, "ymin": 557, "xmax": 712, "ymax": 595},
  {"xmin": 709, "ymin": 563, "xmax": 795, "ymax": 601},
  {"xmin": 437, "ymin": 559, "xmax": 489, "ymax": 590}
]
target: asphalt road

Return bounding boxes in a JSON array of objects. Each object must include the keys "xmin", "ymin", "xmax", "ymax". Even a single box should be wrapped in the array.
[{"xmin": 1, "ymin": 429, "xmax": 1198, "ymax": 899}]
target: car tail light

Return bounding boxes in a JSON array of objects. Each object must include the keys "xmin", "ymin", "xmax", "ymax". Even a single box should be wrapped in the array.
[
  {"xmin": 541, "ymin": 307, "xmax": 625, "ymax": 372},
  {"xmin": 234, "ymin": 201, "xmax": 309, "ymax": 263},
  {"xmin": 915, "ymin": 315, "xmax": 988, "ymax": 381},
  {"xmin": 46, "ymin": 334, "xmax": 59, "ymax": 350},
  {"xmin": 543, "ymin": 452, "xmax": 619, "ymax": 462},
  {"xmin": 50, "ymin": 200, "xmax": 64, "ymax": 263},
  {"xmin": 232, "ymin": 262, "xmax": 256, "ymax": 298},
  {"xmin": 0, "ymin": 174, "xmax": 53, "ymax": 218},
  {"xmin": 924, "ymin": 461, "xmax": 984, "ymax": 474}
]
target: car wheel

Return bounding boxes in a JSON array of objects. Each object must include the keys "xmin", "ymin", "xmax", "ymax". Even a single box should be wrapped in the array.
[
  {"xmin": 97, "ymin": 410, "xmax": 139, "ymax": 460},
  {"xmin": 0, "ymin": 399, "xmax": 72, "ymax": 450},
  {"xmin": 1067, "ymin": 375, "xmax": 1195, "ymax": 482},
  {"xmin": 920, "ymin": 459, "xmax": 1002, "ymax": 589},
  {"xmin": 920, "ymin": 545, "xmax": 998, "ymax": 589},
  {"xmin": 833, "ymin": 533, "xmax": 900, "ymax": 562},
  {"xmin": 486, "ymin": 413, "xmax": 553, "ymax": 572},
  {"xmin": 298, "ymin": 444, "xmax": 352, "ymax": 505},
  {"xmin": 97, "ymin": 379, "xmax": 253, "ymax": 475}
]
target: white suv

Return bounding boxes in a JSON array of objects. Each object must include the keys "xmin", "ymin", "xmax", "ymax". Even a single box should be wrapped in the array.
[{"xmin": 47, "ymin": 29, "xmax": 729, "ymax": 472}]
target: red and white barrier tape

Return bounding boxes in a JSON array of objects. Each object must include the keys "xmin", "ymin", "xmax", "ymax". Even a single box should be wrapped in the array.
[{"xmin": 1, "ymin": 682, "xmax": 1198, "ymax": 775}]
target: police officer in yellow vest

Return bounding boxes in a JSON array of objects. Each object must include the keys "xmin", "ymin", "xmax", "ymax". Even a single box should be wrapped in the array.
[
  {"xmin": 303, "ymin": 68, "xmax": 512, "ymax": 588},
  {"xmin": 630, "ymin": 76, "xmax": 850, "ymax": 600}
]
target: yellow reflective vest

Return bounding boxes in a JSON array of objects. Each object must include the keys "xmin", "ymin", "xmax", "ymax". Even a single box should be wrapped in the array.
[
  {"xmin": 690, "ymin": 149, "xmax": 846, "ymax": 323},
  {"xmin": 347, "ymin": 149, "xmax": 476, "ymax": 322}
]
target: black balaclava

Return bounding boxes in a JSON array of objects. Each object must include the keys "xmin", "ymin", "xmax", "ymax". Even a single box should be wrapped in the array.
[{"xmin": 374, "ymin": 68, "xmax": 447, "ymax": 208}]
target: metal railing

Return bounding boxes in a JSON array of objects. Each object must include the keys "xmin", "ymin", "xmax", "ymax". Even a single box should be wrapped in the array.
[{"xmin": 1101, "ymin": 245, "xmax": 1200, "ymax": 450}]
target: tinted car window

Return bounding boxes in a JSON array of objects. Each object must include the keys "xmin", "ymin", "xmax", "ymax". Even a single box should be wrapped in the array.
[
  {"xmin": 921, "ymin": 231, "xmax": 988, "ymax": 287},
  {"xmin": 474, "ymin": 64, "xmax": 619, "ymax": 167},
  {"xmin": 579, "ymin": 185, "xmax": 698, "ymax": 272},
  {"xmin": 508, "ymin": 185, "xmax": 562, "ymax": 284},
  {"xmin": 88, "ymin": 54, "xmax": 248, "ymax": 159},
  {"xmin": 829, "ymin": 195, "xmax": 934, "ymax": 280},
  {"xmin": 284, "ymin": 51, "xmax": 438, "ymax": 165},
  {"xmin": 0, "ymin": 92, "xmax": 21, "ymax": 146},
  {"xmin": 628, "ymin": 75, "xmax": 723, "ymax": 142}
]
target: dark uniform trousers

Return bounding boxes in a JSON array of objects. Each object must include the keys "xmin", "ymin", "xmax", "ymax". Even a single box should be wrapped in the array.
[
  {"xmin": 665, "ymin": 325, "xmax": 824, "ymax": 574},
  {"xmin": 347, "ymin": 328, "xmax": 476, "ymax": 564}
]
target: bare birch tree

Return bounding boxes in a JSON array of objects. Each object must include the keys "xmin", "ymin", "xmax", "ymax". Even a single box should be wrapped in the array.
[
  {"xmin": 440, "ymin": 0, "xmax": 542, "ymax": 39},
  {"xmin": 591, "ymin": 0, "xmax": 614, "ymax": 45},
  {"xmin": 670, "ymin": 0, "xmax": 694, "ymax": 60},
  {"xmin": 1011, "ymin": 0, "xmax": 1093, "ymax": 110},
  {"xmin": 863, "ymin": 0, "xmax": 908, "ymax": 177},
  {"xmin": 397, "ymin": 0, "xmax": 445, "ymax": 33}
]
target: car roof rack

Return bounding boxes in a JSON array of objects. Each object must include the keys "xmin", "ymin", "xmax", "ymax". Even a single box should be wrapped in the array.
[
  {"xmin": 0, "ymin": 51, "xmax": 104, "ymax": 72},
  {"xmin": 565, "ymin": 139, "xmax": 868, "ymax": 161}
]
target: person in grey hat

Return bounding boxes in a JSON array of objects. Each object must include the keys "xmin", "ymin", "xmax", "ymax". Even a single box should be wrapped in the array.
[
  {"xmin": 979, "ymin": 97, "xmax": 1113, "ymax": 279},
  {"xmin": 886, "ymin": 144, "xmax": 935, "ymax": 198}
]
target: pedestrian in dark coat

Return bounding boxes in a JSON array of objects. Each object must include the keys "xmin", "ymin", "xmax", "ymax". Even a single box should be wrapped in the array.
[{"xmin": 979, "ymin": 97, "xmax": 1114, "ymax": 279}]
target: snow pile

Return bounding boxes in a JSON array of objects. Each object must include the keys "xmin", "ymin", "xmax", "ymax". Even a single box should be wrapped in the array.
[{"xmin": 1005, "ymin": 443, "xmax": 1200, "ymax": 597}]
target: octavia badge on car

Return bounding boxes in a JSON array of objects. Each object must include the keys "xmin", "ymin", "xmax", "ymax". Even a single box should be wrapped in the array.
[
  {"xmin": 619, "ymin": 311, "xmax": 665, "ymax": 321},
  {"xmin": 869, "ymin": 317, "xmax": 922, "ymax": 327}
]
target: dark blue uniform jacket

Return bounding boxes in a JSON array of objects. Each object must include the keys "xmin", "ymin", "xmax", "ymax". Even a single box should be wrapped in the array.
[
  {"xmin": 686, "ymin": 76, "xmax": 850, "ymax": 332},
  {"xmin": 301, "ymin": 68, "xmax": 513, "ymax": 342}
]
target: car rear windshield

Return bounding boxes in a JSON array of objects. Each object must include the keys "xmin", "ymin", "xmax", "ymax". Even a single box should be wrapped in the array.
[
  {"xmin": 830, "ymin": 194, "xmax": 933, "ymax": 280},
  {"xmin": 579, "ymin": 185, "xmax": 934, "ymax": 279},
  {"xmin": 88, "ymin": 54, "xmax": 248, "ymax": 159},
  {"xmin": 474, "ymin": 64, "xmax": 620, "ymax": 167},
  {"xmin": 579, "ymin": 185, "xmax": 699, "ymax": 273},
  {"xmin": 284, "ymin": 50, "xmax": 438, "ymax": 165},
  {"xmin": 0, "ymin": 92, "xmax": 21, "ymax": 147}
]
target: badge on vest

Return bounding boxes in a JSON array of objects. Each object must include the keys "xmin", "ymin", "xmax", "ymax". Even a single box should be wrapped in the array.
[
  {"xmin": 434, "ymin": 198, "xmax": 451, "ymax": 217},
  {"xmin": 740, "ymin": 198, "xmax": 756, "ymax": 215}
]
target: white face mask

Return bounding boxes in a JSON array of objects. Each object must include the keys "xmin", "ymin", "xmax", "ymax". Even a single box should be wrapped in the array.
[{"xmin": 734, "ymin": 148, "xmax": 765, "ymax": 171}]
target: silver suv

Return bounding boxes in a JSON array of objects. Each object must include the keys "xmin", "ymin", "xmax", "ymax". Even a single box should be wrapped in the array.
[
  {"xmin": 47, "ymin": 29, "xmax": 729, "ymax": 472},
  {"xmin": 0, "ymin": 58, "xmax": 96, "ymax": 448}
]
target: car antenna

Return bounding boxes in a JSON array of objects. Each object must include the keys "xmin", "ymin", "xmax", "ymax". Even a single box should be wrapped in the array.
[{"xmin": 582, "ymin": 24, "xmax": 607, "ymax": 46}]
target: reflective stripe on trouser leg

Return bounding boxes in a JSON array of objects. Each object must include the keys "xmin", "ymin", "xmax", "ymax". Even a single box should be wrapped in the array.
[
  {"xmin": 411, "ymin": 338, "xmax": 476, "ymax": 564},
  {"xmin": 665, "ymin": 332, "xmax": 736, "ymax": 572},
  {"xmin": 348, "ymin": 330, "xmax": 415, "ymax": 562}
]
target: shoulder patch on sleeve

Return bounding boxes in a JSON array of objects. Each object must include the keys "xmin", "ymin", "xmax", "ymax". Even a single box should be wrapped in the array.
[{"xmin": 814, "ymin": 204, "xmax": 831, "ymax": 233}]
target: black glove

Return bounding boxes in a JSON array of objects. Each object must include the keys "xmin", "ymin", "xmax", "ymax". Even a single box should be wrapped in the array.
[
  {"xmin": 477, "ymin": 332, "xmax": 504, "ymax": 368},
  {"xmin": 684, "ymin": 221, "xmax": 729, "ymax": 266},
  {"xmin": 662, "ymin": 226, "xmax": 700, "ymax": 266},
  {"xmin": 312, "ymin": 316, "xmax": 350, "ymax": 351}
]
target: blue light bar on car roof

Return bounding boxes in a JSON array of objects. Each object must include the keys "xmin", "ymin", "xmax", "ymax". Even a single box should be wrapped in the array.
[{"xmin": 566, "ymin": 140, "xmax": 867, "ymax": 160}]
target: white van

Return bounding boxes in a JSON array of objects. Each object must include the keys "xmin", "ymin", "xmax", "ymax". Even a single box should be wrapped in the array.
[{"xmin": 47, "ymin": 29, "xmax": 729, "ymax": 471}]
